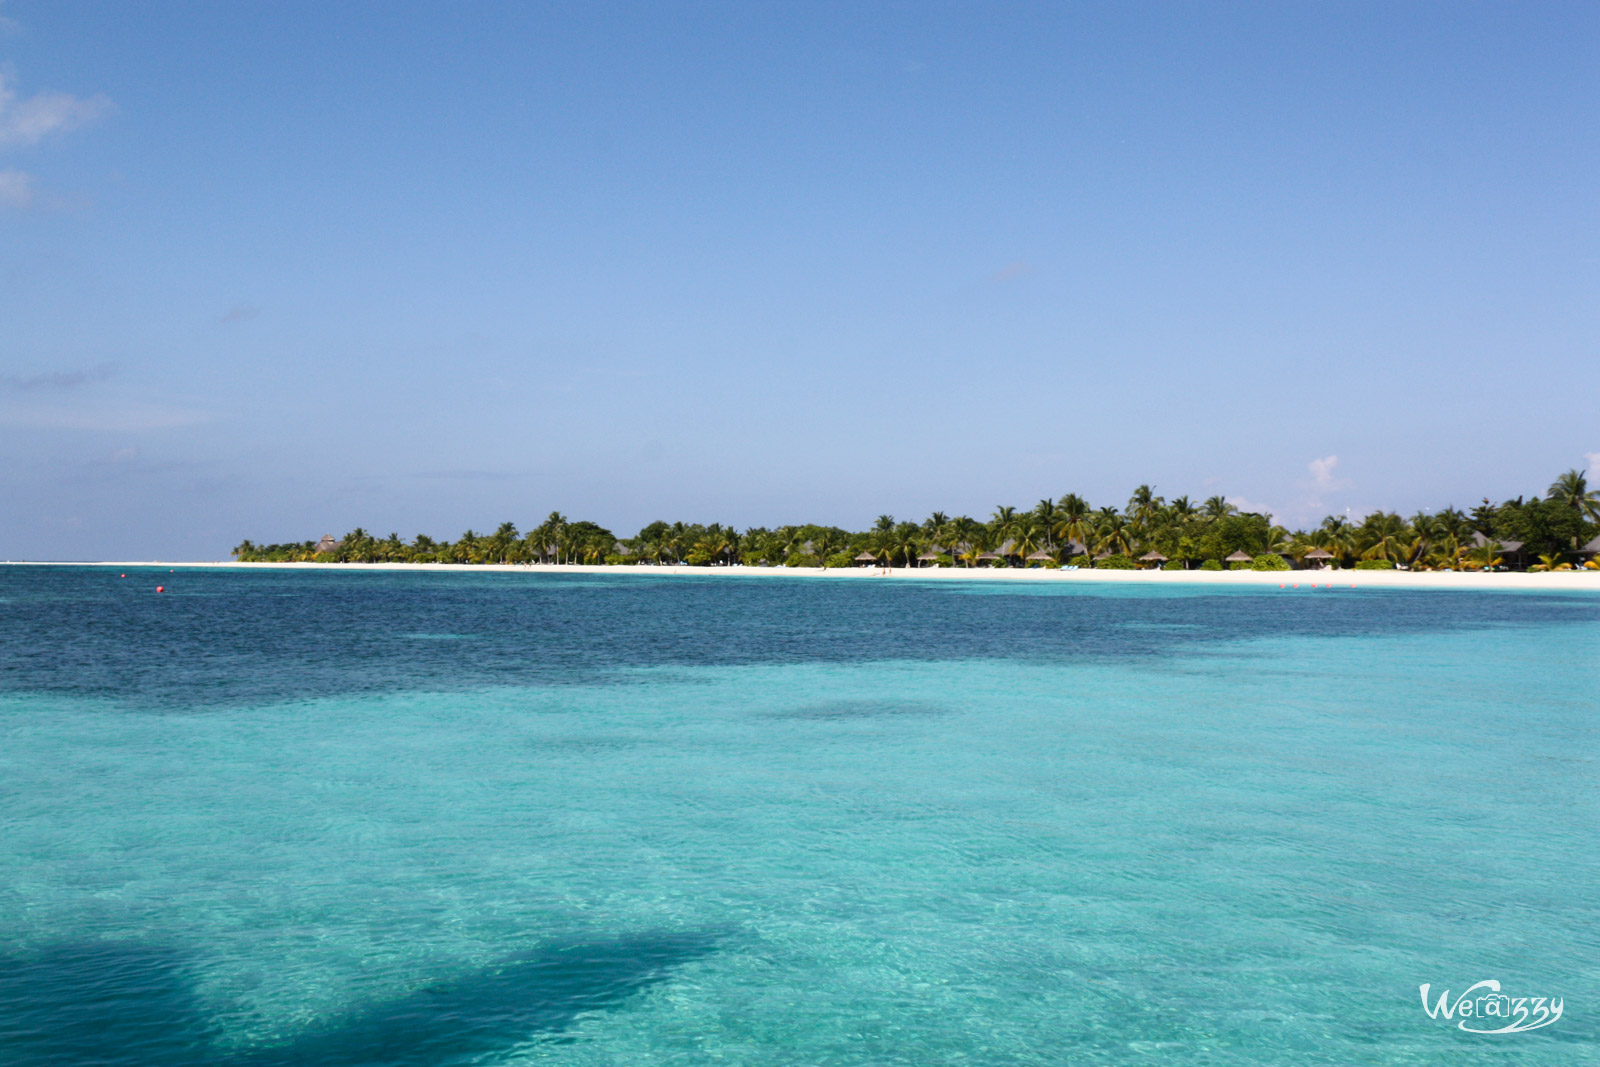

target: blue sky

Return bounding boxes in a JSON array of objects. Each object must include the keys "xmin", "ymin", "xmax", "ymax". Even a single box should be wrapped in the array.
[{"xmin": 2, "ymin": 2, "xmax": 1596, "ymax": 559}]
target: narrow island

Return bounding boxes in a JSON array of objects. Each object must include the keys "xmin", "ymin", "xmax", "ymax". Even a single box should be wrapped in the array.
[{"xmin": 233, "ymin": 469, "xmax": 1600, "ymax": 574}]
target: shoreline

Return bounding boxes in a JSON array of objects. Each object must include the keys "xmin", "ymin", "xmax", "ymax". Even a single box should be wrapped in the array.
[{"xmin": 7, "ymin": 560, "xmax": 1599, "ymax": 592}]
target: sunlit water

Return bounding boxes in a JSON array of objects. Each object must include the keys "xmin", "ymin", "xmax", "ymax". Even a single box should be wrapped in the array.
[{"xmin": 2, "ymin": 566, "xmax": 1596, "ymax": 1065}]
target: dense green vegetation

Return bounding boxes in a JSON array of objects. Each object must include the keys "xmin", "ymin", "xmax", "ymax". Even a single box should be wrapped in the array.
[{"xmin": 234, "ymin": 469, "xmax": 1600, "ymax": 571}]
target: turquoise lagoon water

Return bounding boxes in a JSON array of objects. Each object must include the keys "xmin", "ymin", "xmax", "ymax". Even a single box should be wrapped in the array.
[{"xmin": 1, "ymin": 567, "xmax": 1596, "ymax": 1065}]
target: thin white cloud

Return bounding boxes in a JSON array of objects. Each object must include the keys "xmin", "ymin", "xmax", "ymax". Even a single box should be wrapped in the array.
[
  {"xmin": 0, "ymin": 73, "xmax": 112, "ymax": 148},
  {"xmin": 1307, "ymin": 454, "xmax": 1351, "ymax": 492},
  {"xmin": 0, "ymin": 403, "xmax": 213, "ymax": 432},
  {"xmin": 0, "ymin": 369, "xmax": 211, "ymax": 431},
  {"xmin": 2, "ymin": 364, "xmax": 116, "ymax": 390},
  {"xmin": 0, "ymin": 166, "xmax": 31, "ymax": 207},
  {"xmin": 987, "ymin": 261, "xmax": 1035, "ymax": 284},
  {"xmin": 1586, "ymin": 452, "xmax": 1600, "ymax": 479}
]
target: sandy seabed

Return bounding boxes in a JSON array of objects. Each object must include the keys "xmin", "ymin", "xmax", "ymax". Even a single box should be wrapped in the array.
[{"xmin": 13, "ymin": 560, "xmax": 1600, "ymax": 593}]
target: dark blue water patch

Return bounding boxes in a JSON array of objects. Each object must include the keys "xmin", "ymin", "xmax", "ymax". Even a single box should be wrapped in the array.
[
  {"xmin": 0, "ymin": 566, "xmax": 1594, "ymax": 710},
  {"xmin": 0, "ymin": 931, "xmax": 718, "ymax": 1067},
  {"xmin": 775, "ymin": 700, "xmax": 951, "ymax": 720},
  {"xmin": 235, "ymin": 931, "xmax": 719, "ymax": 1066},
  {"xmin": 0, "ymin": 942, "xmax": 219, "ymax": 1067}
]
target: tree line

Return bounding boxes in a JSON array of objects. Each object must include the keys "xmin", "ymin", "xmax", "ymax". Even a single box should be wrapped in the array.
[{"xmin": 233, "ymin": 469, "xmax": 1600, "ymax": 572}]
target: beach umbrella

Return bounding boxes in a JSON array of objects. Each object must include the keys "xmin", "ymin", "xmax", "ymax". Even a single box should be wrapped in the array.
[
  {"xmin": 1093, "ymin": 550, "xmax": 1113, "ymax": 561},
  {"xmin": 1304, "ymin": 548, "xmax": 1334, "ymax": 563},
  {"xmin": 854, "ymin": 551, "xmax": 877, "ymax": 566},
  {"xmin": 1138, "ymin": 551, "xmax": 1167, "ymax": 567},
  {"xmin": 1026, "ymin": 550, "xmax": 1054, "ymax": 562},
  {"xmin": 917, "ymin": 551, "xmax": 941, "ymax": 562},
  {"xmin": 1225, "ymin": 550, "xmax": 1253, "ymax": 564},
  {"xmin": 977, "ymin": 552, "xmax": 1001, "ymax": 563}
]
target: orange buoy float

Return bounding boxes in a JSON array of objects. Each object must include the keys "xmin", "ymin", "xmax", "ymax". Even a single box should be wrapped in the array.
[{"xmin": 156, "ymin": 586, "xmax": 164, "ymax": 593}]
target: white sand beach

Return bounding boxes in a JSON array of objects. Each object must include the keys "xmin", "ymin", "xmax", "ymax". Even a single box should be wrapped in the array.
[{"xmin": 16, "ymin": 560, "xmax": 1600, "ymax": 592}]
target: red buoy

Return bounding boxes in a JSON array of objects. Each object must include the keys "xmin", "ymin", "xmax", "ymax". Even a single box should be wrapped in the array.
[{"xmin": 156, "ymin": 586, "xmax": 164, "ymax": 593}]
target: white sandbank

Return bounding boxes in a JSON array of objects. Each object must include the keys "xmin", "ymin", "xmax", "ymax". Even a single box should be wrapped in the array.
[{"xmin": 11, "ymin": 560, "xmax": 1600, "ymax": 592}]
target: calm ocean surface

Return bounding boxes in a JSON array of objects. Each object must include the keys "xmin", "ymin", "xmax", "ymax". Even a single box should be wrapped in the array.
[{"xmin": 1, "ymin": 566, "xmax": 1596, "ymax": 1065}]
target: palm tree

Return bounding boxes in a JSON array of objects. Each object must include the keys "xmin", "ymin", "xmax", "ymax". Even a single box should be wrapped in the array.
[
  {"xmin": 488, "ymin": 521, "xmax": 519, "ymax": 564},
  {"xmin": 1404, "ymin": 513, "xmax": 1439, "ymax": 569},
  {"xmin": 1548, "ymin": 469, "xmax": 1600, "ymax": 549},
  {"xmin": 1168, "ymin": 495, "xmax": 1197, "ymax": 521},
  {"xmin": 948, "ymin": 516, "xmax": 981, "ymax": 566},
  {"xmin": 1314, "ymin": 515, "xmax": 1356, "ymax": 567},
  {"xmin": 1055, "ymin": 492, "xmax": 1090, "ymax": 517},
  {"xmin": 537, "ymin": 512, "xmax": 567, "ymax": 563},
  {"xmin": 891, "ymin": 522, "xmax": 921, "ymax": 568},
  {"xmin": 694, "ymin": 527, "xmax": 734, "ymax": 566},
  {"xmin": 665, "ymin": 522, "xmax": 691, "ymax": 565},
  {"xmin": 1265, "ymin": 524, "xmax": 1294, "ymax": 558},
  {"xmin": 990, "ymin": 505, "xmax": 1020, "ymax": 542},
  {"xmin": 1434, "ymin": 506, "xmax": 1471, "ymax": 541},
  {"xmin": 781, "ymin": 526, "xmax": 810, "ymax": 563},
  {"xmin": 1467, "ymin": 539, "xmax": 1503, "ymax": 571},
  {"xmin": 450, "ymin": 530, "xmax": 480, "ymax": 564},
  {"xmin": 863, "ymin": 528, "xmax": 894, "ymax": 567},
  {"xmin": 811, "ymin": 528, "xmax": 846, "ymax": 565},
  {"xmin": 1014, "ymin": 518, "xmax": 1047, "ymax": 563},
  {"xmin": 1053, "ymin": 493, "xmax": 1093, "ymax": 556},
  {"xmin": 1548, "ymin": 469, "xmax": 1600, "ymax": 523},
  {"xmin": 958, "ymin": 527, "xmax": 994, "ymax": 567},
  {"xmin": 1032, "ymin": 499, "xmax": 1060, "ymax": 546},
  {"xmin": 873, "ymin": 514, "xmax": 895, "ymax": 534},
  {"xmin": 1422, "ymin": 529, "xmax": 1464, "ymax": 570},
  {"xmin": 1093, "ymin": 508, "xmax": 1131, "ymax": 557},
  {"xmin": 1357, "ymin": 512, "xmax": 1410, "ymax": 564},
  {"xmin": 1126, "ymin": 485, "xmax": 1163, "ymax": 530},
  {"xmin": 1202, "ymin": 495, "xmax": 1236, "ymax": 521}
]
